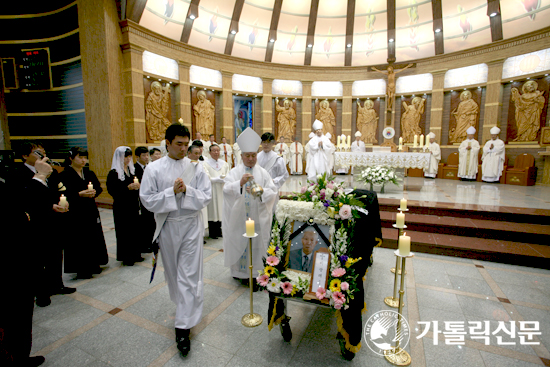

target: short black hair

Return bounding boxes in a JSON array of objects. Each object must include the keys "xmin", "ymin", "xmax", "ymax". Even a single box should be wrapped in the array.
[
  {"xmin": 209, "ymin": 134, "xmax": 215, "ymax": 138},
  {"xmin": 192, "ymin": 140, "xmax": 204, "ymax": 147},
  {"xmin": 18, "ymin": 141, "xmax": 44, "ymax": 159},
  {"xmin": 261, "ymin": 132, "xmax": 275, "ymax": 142},
  {"xmin": 149, "ymin": 148, "xmax": 161, "ymax": 155},
  {"xmin": 165, "ymin": 124, "xmax": 190, "ymax": 143},
  {"xmin": 64, "ymin": 146, "xmax": 88, "ymax": 167},
  {"xmin": 135, "ymin": 146, "xmax": 148, "ymax": 156},
  {"xmin": 188, "ymin": 145, "xmax": 201, "ymax": 154},
  {"xmin": 124, "ymin": 148, "xmax": 133, "ymax": 157},
  {"xmin": 209, "ymin": 144, "xmax": 219, "ymax": 152}
]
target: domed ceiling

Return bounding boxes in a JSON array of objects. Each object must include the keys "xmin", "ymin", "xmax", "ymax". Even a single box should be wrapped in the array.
[{"xmin": 138, "ymin": 0, "xmax": 550, "ymax": 67}]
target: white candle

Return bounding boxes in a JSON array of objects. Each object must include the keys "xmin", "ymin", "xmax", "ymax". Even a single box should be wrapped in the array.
[
  {"xmin": 88, "ymin": 182, "xmax": 93, "ymax": 190},
  {"xmin": 400, "ymin": 198, "xmax": 407, "ymax": 211},
  {"xmin": 396, "ymin": 212, "xmax": 405, "ymax": 228},
  {"xmin": 398, "ymin": 137, "xmax": 403, "ymax": 151},
  {"xmin": 347, "ymin": 135, "xmax": 351, "ymax": 147},
  {"xmin": 419, "ymin": 134, "xmax": 424, "ymax": 147},
  {"xmin": 133, "ymin": 177, "xmax": 139, "ymax": 184},
  {"xmin": 59, "ymin": 194, "xmax": 68, "ymax": 208},
  {"xmin": 413, "ymin": 135, "xmax": 418, "ymax": 147},
  {"xmin": 246, "ymin": 218, "xmax": 255, "ymax": 237},
  {"xmin": 398, "ymin": 233, "xmax": 411, "ymax": 256},
  {"xmin": 425, "ymin": 136, "xmax": 430, "ymax": 148},
  {"xmin": 336, "ymin": 136, "xmax": 341, "ymax": 148}
]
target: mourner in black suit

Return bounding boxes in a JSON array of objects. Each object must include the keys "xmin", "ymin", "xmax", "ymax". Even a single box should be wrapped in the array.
[{"xmin": 134, "ymin": 147, "xmax": 155, "ymax": 253}]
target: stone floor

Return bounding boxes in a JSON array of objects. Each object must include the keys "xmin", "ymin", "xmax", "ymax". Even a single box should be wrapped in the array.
[{"xmin": 30, "ymin": 206, "xmax": 550, "ymax": 367}]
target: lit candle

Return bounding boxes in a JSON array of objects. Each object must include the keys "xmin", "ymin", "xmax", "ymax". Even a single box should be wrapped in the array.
[
  {"xmin": 133, "ymin": 177, "xmax": 139, "ymax": 184},
  {"xmin": 413, "ymin": 135, "xmax": 418, "ymax": 147},
  {"xmin": 246, "ymin": 218, "xmax": 255, "ymax": 237},
  {"xmin": 347, "ymin": 135, "xmax": 351, "ymax": 147},
  {"xmin": 419, "ymin": 134, "xmax": 424, "ymax": 147},
  {"xmin": 396, "ymin": 212, "xmax": 405, "ymax": 228},
  {"xmin": 400, "ymin": 198, "xmax": 407, "ymax": 211},
  {"xmin": 59, "ymin": 194, "xmax": 68, "ymax": 208},
  {"xmin": 88, "ymin": 182, "xmax": 93, "ymax": 190},
  {"xmin": 398, "ymin": 233, "xmax": 411, "ymax": 256}
]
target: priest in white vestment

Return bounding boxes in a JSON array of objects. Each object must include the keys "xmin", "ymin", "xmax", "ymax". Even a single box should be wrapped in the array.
[
  {"xmin": 203, "ymin": 144, "xmax": 230, "ymax": 239},
  {"xmin": 306, "ymin": 120, "xmax": 335, "ymax": 181},
  {"xmin": 140, "ymin": 124, "xmax": 212, "ymax": 356},
  {"xmin": 219, "ymin": 137, "xmax": 233, "ymax": 166},
  {"xmin": 202, "ymin": 134, "xmax": 216, "ymax": 161},
  {"xmin": 351, "ymin": 131, "xmax": 366, "ymax": 175},
  {"xmin": 481, "ymin": 126, "xmax": 506, "ymax": 183},
  {"xmin": 458, "ymin": 126, "xmax": 480, "ymax": 180},
  {"xmin": 258, "ymin": 132, "xmax": 289, "ymax": 212},
  {"xmin": 273, "ymin": 136, "xmax": 290, "ymax": 167},
  {"xmin": 223, "ymin": 128, "xmax": 277, "ymax": 282},
  {"xmin": 233, "ymin": 142, "xmax": 242, "ymax": 166},
  {"xmin": 289, "ymin": 137, "xmax": 304, "ymax": 175},
  {"xmin": 424, "ymin": 132, "xmax": 441, "ymax": 178}
]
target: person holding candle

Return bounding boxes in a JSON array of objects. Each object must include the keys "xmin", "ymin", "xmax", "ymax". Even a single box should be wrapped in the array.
[
  {"xmin": 140, "ymin": 123, "xmax": 212, "ymax": 356},
  {"xmin": 258, "ymin": 132, "xmax": 289, "ymax": 212},
  {"xmin": 223, "ymin": 128, "xmax": 278, "ymax": 284},
  {"xmin": 423, "ymin": 132, "xmax": 441, "ymax": 179},
  {"xmin": 107, "ymin": 147, "xmax": 143, "ymax": 266},
  {"xmin": 203, "ymin": 144, "xmax": 230, "ymax": 239},
  {"xmin": 458, "ymin": 126, "xmax": 480, "ymax": 181}
]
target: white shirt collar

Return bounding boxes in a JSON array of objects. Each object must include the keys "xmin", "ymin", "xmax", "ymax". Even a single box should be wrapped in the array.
[{"xmin": 25, "ymin": 163, "xmax": 37, "ymax": 173}]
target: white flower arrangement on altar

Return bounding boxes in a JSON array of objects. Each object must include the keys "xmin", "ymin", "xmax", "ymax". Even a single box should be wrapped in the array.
[
  {"xmin": 360, "ymin": 166, "xmax": 399, "ymax": 192},
  {"xmin": 257, "ymin": 173, "xmax": 366, "ymax": 310}
]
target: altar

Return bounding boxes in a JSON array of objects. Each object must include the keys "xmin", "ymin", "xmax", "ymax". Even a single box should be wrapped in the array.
[{"xmin": 334, "ymin": 151, "xmax": 430, "ymax": 169}]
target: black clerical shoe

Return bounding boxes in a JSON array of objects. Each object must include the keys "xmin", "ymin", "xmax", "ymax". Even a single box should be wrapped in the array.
[
  {"xmin": 52, "ymin": 286, "xmax": 76, "ymax": 295},
  {"xmin": 175, "ymin": 328, "xmax": 191, "ymax": 356},
  {"xmin": 36, "ymin": 297, "xmax": 51, "ymax": 307},
  {"xmin": 25, "ymin": 356, "xmax": 45, "ymax": 366},
  {"xmin": 279, "ymin": 317, "xmax": 292, "ymax": 342}
]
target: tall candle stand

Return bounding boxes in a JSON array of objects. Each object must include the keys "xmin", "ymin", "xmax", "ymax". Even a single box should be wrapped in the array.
[
  {"xmin": 391, "ymin": 208, "xmax": 408, "ymax": 275},
  {"xmin": 384, "ymin": 222, "xmax": 407, "ymax": 308},
  {"xmin": 241, "ymin": 233, "xmax": 263, "ymax": 327},
  {"xmin": 384, "ymin": 250, "xmax": 414, "ymax": 366}
]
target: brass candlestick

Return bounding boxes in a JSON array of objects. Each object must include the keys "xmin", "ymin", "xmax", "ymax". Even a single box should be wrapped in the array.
[
  {"xmin": 384, "ymin": 224, "xmax": 407, "ymax": 308},
  {"xmin": 241, "ymin": 233, "xmax": 263, "ymax": 327},
  {"xmin": 384, "ymin": 250, "xmax": 414, "ymax": 366}
]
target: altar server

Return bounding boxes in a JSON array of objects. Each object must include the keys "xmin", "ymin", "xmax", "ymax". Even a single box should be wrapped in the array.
[
  {"xmin": 203, "ymin": 144, "xmax": 230, "ymax": 239},
  {"xmin": 219, "ymin": 137, "xmax": 233, "ymax": 165},
  {"xmin": 233, "ymin": 142, "xmax": 242, "ymax": 166},
  {"xmin": 289, "ymin": 137, "xmax": 304, "ymax": 175},
  {"xmin": 306, "ymin": 120, "xmax": 334, "ymax": 180},
  {"xmin": 424, "ymin": 132, "xmax": 441, "ymax": 179},
  {"xmin": 351, "ymin": 131, "xmax": 366, "ymax": 152},
  {"xmin": 258, "ymin": 132, "xmax": 289, "ymax": 211},
  {"xmin": 274, "ymin": 136, "xmax": 290, "ymax": 166},
  {"xmin": 139, "ymin": 124, "xmax": 212, "ymax": 356},
  {"xmin": 481, "ymin": 127, "xmax": 506, "ymax": 183},
  {"xmin": 222, "ymin": 128, "xmax": 277, "ymax": 282},
  {"xmin": 458, "ymin": 127, "xmax": 480, "ymax": 180}
]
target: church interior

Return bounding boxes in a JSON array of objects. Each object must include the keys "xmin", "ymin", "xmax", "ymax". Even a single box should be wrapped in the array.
[{"xmin": 1, "ymin": 0, "xmax": 550, "ymax": 366}]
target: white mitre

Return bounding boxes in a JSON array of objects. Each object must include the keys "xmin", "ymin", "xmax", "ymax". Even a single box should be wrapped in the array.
[
  {"xmin": 466, "ymin": 126, "xmax": 476, "ymax": 135},
  {"xmin": 237, "ymin": 127, "xmax": 261, "ymax": 153},
  {"xmin": 428, "ymin": 132, "xmax": 436, "ymax": 139},
  {"xmin": 490, "ymin": 126, "xmax": 500, "ymax": 135},
  {"xmin": 312, "ymin": 119, "xmax": 323, "ymax": 131},
  {"xmin": 355, "ymin": 131, "xmax": 362, "ymax": 137}
]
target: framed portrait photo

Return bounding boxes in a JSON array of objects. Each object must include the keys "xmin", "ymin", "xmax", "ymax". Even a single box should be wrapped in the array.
[{"xmin": 286, "ymin": 221, "xmax": 331, "ymax": 274}]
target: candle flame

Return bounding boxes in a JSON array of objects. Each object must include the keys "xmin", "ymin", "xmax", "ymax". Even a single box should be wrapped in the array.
[{"xmin": 403, "ymin": 232, "xmax": 406, "ymax": 236}]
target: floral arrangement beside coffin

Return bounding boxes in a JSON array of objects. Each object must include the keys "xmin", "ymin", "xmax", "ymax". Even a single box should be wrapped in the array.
[
  {"xmin": 257, "ymin": 173, "xmax": 366, "ymax": 311},
  {"xmin": 359, "ymin": 166, "xmax": 398, "ymax": 193}
]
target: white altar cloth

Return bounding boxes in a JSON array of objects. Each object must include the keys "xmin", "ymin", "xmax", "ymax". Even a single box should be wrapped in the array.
[{"xmin": 334, "ymin": 152, "xmax": 430, "ymax": 169}]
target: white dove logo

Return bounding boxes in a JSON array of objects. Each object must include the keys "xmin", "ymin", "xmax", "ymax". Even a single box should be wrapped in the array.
[{"xmin": 364, "ymin": 310, "xmax": 410, "ymax": 356}]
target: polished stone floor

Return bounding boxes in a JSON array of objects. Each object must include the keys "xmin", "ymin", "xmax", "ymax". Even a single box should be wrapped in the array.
[{"xmin": 31, "ymin": 207, "xmax": 550, "ymax": 366}]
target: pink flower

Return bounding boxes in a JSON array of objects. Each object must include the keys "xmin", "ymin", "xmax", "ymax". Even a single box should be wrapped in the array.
[
  {"xmin": 339, "ymin": 205, "xmax": 352, "ymax": 220},
  {"xmin": 281, "ymin": 282, "xmax": 293, "ymax": 295},
  {"xmin": 340, "ymin": 282, "xmax": 350, "ymax": 291},
  {"xmin": 334, "ymin": 303, "xmax": 342, "ymax": 309},
  {"xmin": 316, "ymin": 287, "xmax": 326, "ymax": 300},
  {"xmin": 332, "ymin": 268, "xmax": 346, "ymax": 277},
  {"xmin": 332, "ymin": 291, "xmax": 345, "ymax": 304},
  {"xmin": 300, "ymin": 186, "xmax": 307, "ymax": 193},
  {"xmin": 257, "ymin": 274, "xmax": 269, "ymax": 287},
  {"xmin": 327, "ymin": 183, "xmax": 334, "ymax": 189},
  {"xmin": 311, "ymin": 191, "xmax": 316, "ymax": 197},
  {"xmin": 320, "ymin": 189, "xmax": 326, "ymax": 195},
  {"xmin": 266, "ymin": 256, "xmax": 280, "ymax": 266}
]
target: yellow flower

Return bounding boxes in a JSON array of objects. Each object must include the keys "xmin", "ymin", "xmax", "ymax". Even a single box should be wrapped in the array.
[
  {"xmin": 267, "ymin": 246, "xmax": 276, "ymax": 256},
  {"xmin": 264, "ymin": 266, "xmax": 275, "ymax": 276},
  {"xmin": 345, "ymin": 257, "xmax": 362, "ymax": 268},
  {"xmin": 291, "ymin": 285, "xmax": 297, "ymax": 296},
  {"xmin": 339, "ymin": 202, "xmax": 343, "ymax": 208},
  {"xmin": 329, "ymin": 279, "xmax": 341, "ymax": 292}
]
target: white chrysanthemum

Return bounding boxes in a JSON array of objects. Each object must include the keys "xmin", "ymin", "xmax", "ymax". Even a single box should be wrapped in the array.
[{"xmin": 267, "ymin": 278, "xmax": 281, "ymax": 292}]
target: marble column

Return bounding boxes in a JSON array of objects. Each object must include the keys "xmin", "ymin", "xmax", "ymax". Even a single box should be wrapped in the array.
[
  {"xmin": 481, "ymin": 59, "xmax": 505, "ymax": 144},
  {"xmin": 429, "ymin": 70, "xmax": 447, "ymax": 142},
  {"xmin": 301, "ymin": 81, "xmax": 313, "ymax": 146},
  {"xmin": 342, "ymin": 81, "xmax": 353, "ymax": 138},
  {"xmin": 176, "ymin": 61, "xmax": 192, "ymax": 130},
  {"xmin": 221, "ymin": 71, "xmax": 234, "ymax": 142},
  {"xmin": 121, "ymin": 43, "xmax": 146, "ymax": 148},
  {"xmin": 262, "ymin": 78, "xmax": 273, "ymax": 134}
]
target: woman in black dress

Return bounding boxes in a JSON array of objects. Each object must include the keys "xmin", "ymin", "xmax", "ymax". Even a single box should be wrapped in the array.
[
  {"xmin": 59, "ymin": 147, "xmax": 108, "ymax": 278},
  {"xmin": 106, "ymin": 147, "xmax": 143, "ymax": 265}
]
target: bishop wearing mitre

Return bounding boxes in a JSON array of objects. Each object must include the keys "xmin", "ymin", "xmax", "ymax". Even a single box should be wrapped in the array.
[
  {"xmin": 458, "ymin": 126, "xmax": 480, "ymax": 180},
  {"xmin": 222, "ymin": 128, "xmax": 278, "ymax": 282},
  {"xmin": 203, "ymin": 144, "xmax": 230, "ymax": 239},
  {"xmin": 351, "ymin": 131, "xmax": 366, "ymax": 152},
  {"xmin": 306, "ymin": 120, "xmax": 335, "ymax": 180},
  {"xmin": 273, "ymin": 136, "xmax": 290, "ymax": 167},
  {"xmin": 481, "ymin": 127, "xmax": 506, "ymax": 183},
  {"xmin": 289, "ymin": 137, "xmax": 304, "ymax": 175},
  {"xmin": 424, "ymin": 132, "xmax": 441, "ymax": 178}
]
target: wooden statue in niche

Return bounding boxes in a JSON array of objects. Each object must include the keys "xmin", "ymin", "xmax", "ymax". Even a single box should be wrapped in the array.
[
  {"xmin": 400, "ymin": 96, "xmax": 425, "ymax": 143},
  {"xmin": 193, "ymin": 90, "xmax": 215, "ymax": 137},
  {"xmin": 145, "ymin": 81, "xmax": 171, "ymax": 141},
  {"xmin": 449, "ymin": 90, "xmax": 479, "ymax": 143},
  {"xmin": 356, "ymin": 99, "xmax": 379, "ymax": 144},
  {"xmin": 315, "ymin": 100, "xmax": 336, "ymax": 143},
  {"xmin": 371, "ymin": 63, "xmax": 413, "ymax": 111},
  {"xmin": 511, "ymin": 80, "xmax": 545, "ymax": 142},
  {"xmin": 275, "ymin": 97, "xmax": 297, "ymax": 142}
]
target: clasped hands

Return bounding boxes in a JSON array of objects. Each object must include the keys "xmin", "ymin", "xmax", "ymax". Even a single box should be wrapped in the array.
[{"xmin": 174, "ymin": 178, "xmax": 186, "ymax": 194}]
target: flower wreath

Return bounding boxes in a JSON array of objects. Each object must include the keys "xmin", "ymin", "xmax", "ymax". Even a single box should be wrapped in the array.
[{"xmin": 257, "ymin": 173, "xmax": 366, "ymax": 310}]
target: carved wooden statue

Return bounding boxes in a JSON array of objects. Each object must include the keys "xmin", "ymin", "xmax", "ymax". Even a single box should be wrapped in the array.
[
  {"xmin": 275, "ymin": 98, "xmax": 297, "ymax": 141},
  {"xmin": 357, "ymin": 99, "xmax": 379, "ymax": 144},
  {"xmin": 450, "ymin": 90, "xmax": 479, "ymax": 143},
  {"xmin": 401, "ymin": 97, "xmax": 425, "ymax": 143},
  {"xmin": 145, "ymin": 81, "xmax": 171, "ymax": 141},
  {"xmin": 193, "ymin": 90, "xmax": 215, "ymax": 137},
  {"xmin": 316, "ymin": 100, "xmax": 336, "ymax": 143},
  {"xmin": 511, "ymin": 80, "xmax": 545, "ymax": 142},
  {"xmin": 372, "ymin": 63, "xmax": 413, "ymax": 111}
]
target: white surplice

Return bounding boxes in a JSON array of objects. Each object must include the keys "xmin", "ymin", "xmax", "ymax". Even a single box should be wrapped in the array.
[
  {"xmin": 458, "ymin": 138, "xmax": 480, "ymax": 179},
  {"xmin": 233, "ymin": 143, "xmax": 242, "ymax": 166},
  {"xmin": 140, "ymin": 156, "xmax": 212, "ymax": 329},
  {"xmin": 257, "ymin": 150, "xmax": 289, "ymax": 191},
  {"xmin": 203, "ymin": 140, "xmax": 214, "ymax": 160},
  {"xmin": 222, "ymin": 164, "xmax": 277, "ymax": 278},
  {"xmin": 219, "ymin": 143, "xmax": 233, "ymax": 166},
  {"xmin": 203, "ymin": 158, "xmax": 231, "ymax": 222},
  {"xmin": 481, "ymin": 138, "xmax": 505, "ymax": 182},
  {"xmin": 289, "ymin": 141, "xmax": 303, "ymax": 174},
  {"xmin": 351, "ymin": 140, "xmax": 366, "ymax": 152},
  {"xmin": 273, "ymin": 143, "xmax": 290, "ymax": 166},
  {"xmin": 306, "ymin": 135, "xmax": 334, "ymax": 180},
  {"xmin": 424, "ymin": 142, "xmax": 441, "ymax": 178}
]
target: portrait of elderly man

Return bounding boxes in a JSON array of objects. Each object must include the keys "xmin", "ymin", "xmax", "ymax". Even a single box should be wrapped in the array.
[{"xmin": 289, "ymin": 227, "xmax": 325, "ymax": 273}]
